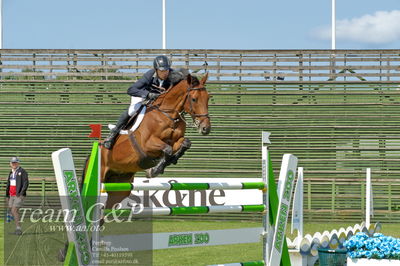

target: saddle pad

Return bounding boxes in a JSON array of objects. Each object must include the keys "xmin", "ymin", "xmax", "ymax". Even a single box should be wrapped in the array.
[{"xmin": 108, "ymin": 106, "xmax": 147, "ymax": 135}]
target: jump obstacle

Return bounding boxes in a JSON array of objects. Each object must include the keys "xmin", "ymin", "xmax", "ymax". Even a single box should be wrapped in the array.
[
  {"xmin": 52, "ymin": 131, "xmax": 301, "ymax": 266},
  {"xmin": 52, "ymin": 131, "xmax": 381, "ymax": 266}
]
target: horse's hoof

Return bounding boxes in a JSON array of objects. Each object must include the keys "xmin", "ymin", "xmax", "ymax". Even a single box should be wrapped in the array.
[
  {"xmin": 183, "ymin": 138, "xmax": 192, "ymax": 148},
  {"xmin": 146, "ymin": 166, "xmax": 164, "ymax": 178},
  {"xmin": 145, "ymin": 169, "xmax": 155, "ymax": 178},
  {"xmin": 103, "ymin": 140, "xmax": 113, "ymax": 150}
]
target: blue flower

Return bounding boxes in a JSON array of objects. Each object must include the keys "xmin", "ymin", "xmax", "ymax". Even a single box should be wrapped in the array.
[
  {"xmin": 345, "ymin": 232, "xmax": 400, "ymax": 260},
  {"xmin": 365, "ymin": 238, "xmax": 376, "ymax": 249},
  {"xmin": 364, "ymin": 250, "xmax": 373, "ymax": 258},
  {"xmin": 344, "ymin": 238, "xmax": 356, "ymax": 249},
  {"xmin": 348, "ymin": 251, "xmax": 358, "ymax": 258},
  {"xmin": 355, "ymin": 239, "xmax": 365, "ymax": 249}
]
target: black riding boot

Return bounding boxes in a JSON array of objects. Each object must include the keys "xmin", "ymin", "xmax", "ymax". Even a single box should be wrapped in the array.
[{"xmin": 103, "ymin": 109, "xmax": 131, "ymax": 150}]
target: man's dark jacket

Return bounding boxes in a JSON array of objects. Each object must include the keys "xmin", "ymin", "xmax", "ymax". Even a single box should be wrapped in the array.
[
  {"xmin": 6, "ymin": 167, "xmax": 29, "ymax": 197},
  {"xmin": 127, "ymin": 69, "xmax": 173, "ymax": 98}
]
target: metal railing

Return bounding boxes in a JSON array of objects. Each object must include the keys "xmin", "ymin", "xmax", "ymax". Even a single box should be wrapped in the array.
[{"xmin": 0, "ymin": 49, "xmax": 399, "ymax": 82}]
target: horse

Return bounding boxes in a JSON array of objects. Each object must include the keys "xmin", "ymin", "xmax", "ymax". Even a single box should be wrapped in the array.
[{"xmin": 100, "ymin": 73, "xmax": 211, "ymax": 209}]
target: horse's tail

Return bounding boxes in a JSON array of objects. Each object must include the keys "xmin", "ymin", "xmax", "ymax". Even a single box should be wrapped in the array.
[{"xmin": 79, "ymin": 154, "xmax": 91, "ymax": 191}]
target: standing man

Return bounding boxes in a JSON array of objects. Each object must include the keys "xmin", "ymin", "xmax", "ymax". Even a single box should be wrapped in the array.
[{"xmin": 6, "ymin": 157, "xmax": 29, "ymax": 235}]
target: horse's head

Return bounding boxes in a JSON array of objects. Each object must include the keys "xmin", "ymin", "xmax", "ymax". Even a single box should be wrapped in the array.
[{"xmin": 184, "ymin": 73, "xmax": 211, "ymax": 135}]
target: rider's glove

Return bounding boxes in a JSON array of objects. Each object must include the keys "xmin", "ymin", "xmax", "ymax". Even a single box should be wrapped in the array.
[{"xmin": 147, "ymin": 92, "xmax": 160, "ymax": 100}]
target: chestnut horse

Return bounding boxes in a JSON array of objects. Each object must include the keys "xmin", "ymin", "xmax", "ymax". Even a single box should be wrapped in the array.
[{"xmin": 100, "ymin": 73, "xmax": 211, "ymax": 209}]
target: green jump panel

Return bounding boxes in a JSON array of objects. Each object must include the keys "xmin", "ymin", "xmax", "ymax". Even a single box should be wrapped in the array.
[
  {"xmin": 170, "ymin": 206, "xmax": 209, "ymax": 215},
  {"xmin": 63, "ymin": 242, "xmax": 78, "ymax": 266},
  {"xmin": 242, "ymin": 182, "xmax": 266, "ymax": 190},
  {"xmin": 81, "ymin": 142, "xmax": 100, "ymax": 226},
  {"xmin": 104, "ymin": 204, "xmax": 266, "ymax": 216},
  {"xmin": 103, "ymin": 182, "xmax": 266, "ymax": 191},
  {"xmin": 103, "ymin": 183, "xmax": 133, "ymax": 192},
  {"xmin": 242, "ymin": 204, "xmax": 266, "ymax": 212},
  {"xmin": 170, "ymin": 183, "xmax": 210, "ymax": 190},
  {"xmin": 268, "ymin": 155, "xmax": 291, "ymax": 266}
]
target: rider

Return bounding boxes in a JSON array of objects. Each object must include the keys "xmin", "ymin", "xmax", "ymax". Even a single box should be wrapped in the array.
[{"xmin": 103, "ymin": 55, "xmax": 173, "ymax": 150}]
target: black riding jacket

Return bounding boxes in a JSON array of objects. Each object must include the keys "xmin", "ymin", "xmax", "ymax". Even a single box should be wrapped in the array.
[{"xmin": 127, "ymin": 69, "xmax": 173, "ymax": 98}]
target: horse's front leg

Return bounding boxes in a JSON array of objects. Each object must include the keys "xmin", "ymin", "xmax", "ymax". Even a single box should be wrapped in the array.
[
  {"xmin": 169, "ymin": 137, "xmax": 191, "ymax": 165},
  {"xmin": 146, "ymin": 137, "xmax": 191, "ymax": 178},
  {"xmin": 145, "ymin": 137, "xmax": 173, "ymax": 178}
]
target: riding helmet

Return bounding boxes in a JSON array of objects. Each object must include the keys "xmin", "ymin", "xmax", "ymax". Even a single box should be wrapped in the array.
[{"xmin": 153, "ymin": 55, "xmax": 171, "ymax": 71}]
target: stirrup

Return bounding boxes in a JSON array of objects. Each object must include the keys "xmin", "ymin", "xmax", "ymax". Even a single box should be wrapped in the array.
[
  {"xmin": 103, "ymin": 139, "xmax": 114, "ymax": 150},
  {"xmin": 103, "ymin": 133, "xmax": 117, "ymax": 150}
]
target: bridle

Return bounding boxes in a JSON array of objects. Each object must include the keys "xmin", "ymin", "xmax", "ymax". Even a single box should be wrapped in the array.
[
  {"xmin": 185, "ymin": 86, "xmax": 210, "ymax": 119},
  {"xmin": 148, "ymin": 85, "xmax": 209, "ymax": 128}
]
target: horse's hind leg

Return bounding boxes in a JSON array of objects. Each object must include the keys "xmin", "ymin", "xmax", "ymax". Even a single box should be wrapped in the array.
[
  {"xmin": 105, "ymin": 191, "xmax": 132, "ymax": 209},
  {"xmin": 102, "ymin": 170, "xmax": 135, "ymax": 222}
]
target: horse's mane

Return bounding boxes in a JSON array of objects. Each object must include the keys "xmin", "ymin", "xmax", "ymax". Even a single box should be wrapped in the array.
[
  {"xmin": 169, "ymin": 68, "xmax": 189, "ymax": 85},
  {"xmin": 161, "ymin": 70, "xmax": 200, "ymax": 96},
  {"xmin": 190, "ymin": 76, "xmax": 200, "ymax": 87},
  {"xmin": 168, "ymin": 68, "xmax": 200, "ymax": 86}
]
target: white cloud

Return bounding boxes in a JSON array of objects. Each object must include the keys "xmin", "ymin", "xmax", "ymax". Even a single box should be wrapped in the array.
[{"xmin": 313, "ymin": 10, "xmax": 400, "ymax": 44}]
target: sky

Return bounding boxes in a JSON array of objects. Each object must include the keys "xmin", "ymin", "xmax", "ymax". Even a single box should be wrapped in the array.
[{"xmin": 5, "ymin": 0, "xmax": 400, "ymax": 49}]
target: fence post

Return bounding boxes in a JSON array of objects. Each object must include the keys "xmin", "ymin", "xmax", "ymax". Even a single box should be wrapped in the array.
[
  {"xmin": 41, "ymin": 178, "xmax": 46, "ymax": 208},
  {"xmin": 331, "ymin": 181, "xmax": 335, "ymax": 212}
]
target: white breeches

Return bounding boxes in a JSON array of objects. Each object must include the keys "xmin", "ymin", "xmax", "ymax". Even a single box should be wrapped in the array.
[{"xmin": 128, "ymin": 96, "xmax": 145, "ymax": 116}]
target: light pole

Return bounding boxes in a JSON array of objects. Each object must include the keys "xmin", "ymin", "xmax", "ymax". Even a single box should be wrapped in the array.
[
  {"xmin": 331, "ymin": 0, "xmax": 336, "ymax": 49},
  {"xmin": 0, "ymin": 0, "xmax": 3, "ymax": 49},
  {"xmin": 162, "ymin": 0, "xmax": 166, "ymax": 49}
]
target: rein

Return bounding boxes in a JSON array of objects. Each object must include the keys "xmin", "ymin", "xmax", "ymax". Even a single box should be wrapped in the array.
[{"xmin": 148, "ymin": 86, "xmax": 209, "ymax": 127}]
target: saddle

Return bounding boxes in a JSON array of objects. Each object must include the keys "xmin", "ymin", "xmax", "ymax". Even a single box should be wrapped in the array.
[{"xmin": 108, "ymin": 105, "xmax": 147, "ymax": 135}]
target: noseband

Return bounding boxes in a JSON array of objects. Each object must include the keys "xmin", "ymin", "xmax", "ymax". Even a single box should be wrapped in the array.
[{"xmin": 186, "ymin": 87, "xmax": 210, "ymax": 118}]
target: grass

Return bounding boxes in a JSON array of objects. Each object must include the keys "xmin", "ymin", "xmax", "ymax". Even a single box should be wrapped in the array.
[
  {"xmin": 0, "ymin": 220, "xmax": 3, "ymax": 265},
  {"xmin": 151, "ymin": 220, "xmax": 400, "ymax": 266},
  {"xmin": 0, "ymin": 219, "xmax": 399, "ymax": 265}
]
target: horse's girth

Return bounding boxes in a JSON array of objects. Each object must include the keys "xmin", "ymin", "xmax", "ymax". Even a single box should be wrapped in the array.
[{"xmin": 128, "ymin": 133, "xmax": 147, "ymax": 160}]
